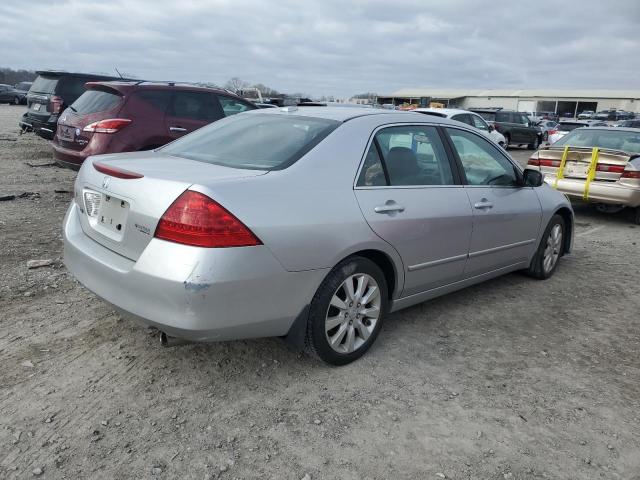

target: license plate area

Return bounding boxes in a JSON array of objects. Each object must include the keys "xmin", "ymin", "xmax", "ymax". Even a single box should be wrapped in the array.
[
  {"xmin": 59, "ymin": 125, "xmax": 75, "ymax": 142},
  {"xmin": 563, "ymin": 161, "xmax": 589, "ymax": 179},
  {"xmin": 83, "ymin": 189, "xmax": 129, "ymax": 241}
]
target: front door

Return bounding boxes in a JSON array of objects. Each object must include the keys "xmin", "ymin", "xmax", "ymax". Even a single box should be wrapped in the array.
[
  {"xmin": 164, "ymin": 90, "xmax": 224, "ymax": 140},
  {"xmin": 444, "ymin": 127, "xmax": 542, "ymax": 277},
  {"xmin": 354, "ymin": 125, "xmax": 473, "ymax": 296}
]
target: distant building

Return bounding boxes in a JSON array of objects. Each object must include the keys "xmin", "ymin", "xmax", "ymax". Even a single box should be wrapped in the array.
[{"xmin": 376, "ymin": 89, "xmax": 640, "ymax": 116}]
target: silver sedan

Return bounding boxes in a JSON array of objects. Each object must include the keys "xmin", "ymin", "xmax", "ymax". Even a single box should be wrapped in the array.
[{"xmin": 63, "ymin": 107, "xmax": 573, "ymax": 365}]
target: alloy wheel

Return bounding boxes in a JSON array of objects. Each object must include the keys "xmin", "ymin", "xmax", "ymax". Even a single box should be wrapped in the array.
[
  {"xmin": 543, "ymin": 224, "xmax": 562, "ymax": 273},
  {"xmin": 325, "ymin": 273, "xmax": 381, "ymax": 354}
]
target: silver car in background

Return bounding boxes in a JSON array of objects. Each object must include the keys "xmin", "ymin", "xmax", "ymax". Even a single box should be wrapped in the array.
[{"xmin": 64, "ymin": 107, "xmax": 573, "ymax": 365}]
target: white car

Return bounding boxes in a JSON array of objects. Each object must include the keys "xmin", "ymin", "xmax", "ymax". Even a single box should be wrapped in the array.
[
  {"xmin": 413, "ymin": 108, "xmax": 507, "ymax": 148},
  {"xmin": 547, "ymin": 120, "xmax": 609, "ymax": 144}
]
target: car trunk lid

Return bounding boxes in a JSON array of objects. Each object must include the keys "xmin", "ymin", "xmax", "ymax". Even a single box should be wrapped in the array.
[
  {"xmin": 74, "ymin": 152, "xmax": 268, "ymax": 261},
  {"xmin": 532, "ymin": 147, "xmax": 633, "ymax": 182}
]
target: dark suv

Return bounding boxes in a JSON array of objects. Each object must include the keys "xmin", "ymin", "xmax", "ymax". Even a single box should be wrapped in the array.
[
  {"xmin": 469, "ymin": 109, "xmax": 540, "ymax": 149},
  {"xmin": 51, "ymin": 81, "xmax": 256, "ymax": 169},
  {"xmin": 20, "ymin": 71, "xmax": 122, "ymax": 139}
]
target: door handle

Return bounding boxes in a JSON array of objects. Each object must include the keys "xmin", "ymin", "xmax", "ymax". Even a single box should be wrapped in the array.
[
  {"xmin": 169, "ymin": 126, "xmax": 187, "ymax": 132},
  {"xmin": 374, "ymin": 202, "xmax": 405, "ymax": 214},
  {"xmin": 474, "ymin": 199, "xmax": 494, "ymax": 209}
]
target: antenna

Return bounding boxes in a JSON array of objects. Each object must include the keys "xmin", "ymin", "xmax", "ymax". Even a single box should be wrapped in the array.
[{"xmin": 114, "ymin": 67, "xmax": 124, "ymax": 79}]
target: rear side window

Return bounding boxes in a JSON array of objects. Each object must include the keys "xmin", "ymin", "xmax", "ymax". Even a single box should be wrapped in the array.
[
  {"xmin": 70, "ymin": 89, "xmax": 122, "ymax": 115},
  {"xmin": 30, "ymin": 76, "xmax": 58, "ymax": 94},
  {"xmin": 476, "ymin": 111, "xmax": 496, "ymax": 121},
  {"xmin": 470, "ymin": 114, "xmax": 489, "ymax": 131},
  {"xmin": 451, "ymin": 114, "xmax": 473, "ymax": 126},
  {"xmin": 217, "ymin": 95, "xmax": 254, "ymax": 116},
  {"xmin": 168, "ymin": 91, "xmax": 223, "ymax": 121},
  {"xmin": 495, "ymin": 112, "xmax": 512, "ymax": 123},
  {"xmin": 136, "ymin": 90, "xmax": 172, "ymax": 112},
  {"xmin": 160, "ymin": 113, "xmax": 339, "ymax": 170},
  {"xmin": 357, "ymin": 125, "xmax": 455, "ymax": 187}
]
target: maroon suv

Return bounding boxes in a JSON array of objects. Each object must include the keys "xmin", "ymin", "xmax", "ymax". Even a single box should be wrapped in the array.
[{"xmin": 52, "ymin": 81, "xmax": 256, "ymax": 169}]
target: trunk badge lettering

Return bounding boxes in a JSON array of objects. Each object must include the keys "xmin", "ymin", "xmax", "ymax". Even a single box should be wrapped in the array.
[{"xmin": 102, "ymin": 176, "xmax": 110, "ymax": 189}]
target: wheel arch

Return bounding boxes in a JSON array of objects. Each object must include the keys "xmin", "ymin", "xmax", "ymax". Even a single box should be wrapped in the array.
[
  {"xmin": 554, "ymin": 206, "xmax": 573, "ymax": 254},
  {"xmin": 348, "ymin": 249, "xmax": 399, "ymax": 301}
]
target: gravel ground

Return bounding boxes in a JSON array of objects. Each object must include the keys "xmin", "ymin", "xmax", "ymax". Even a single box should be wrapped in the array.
[{"xmin": 1, "ymin": 105, "xmax": 639, "ymax": 480}]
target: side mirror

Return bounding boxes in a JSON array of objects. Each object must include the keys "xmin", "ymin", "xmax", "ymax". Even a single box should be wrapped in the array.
[
  {"xmin": 523, "ymin": 169, "xmax": 544, "ymax": 187},
  {"xmin": 488, "ymin": 124, "xmax": 495, "ymax": 132}
]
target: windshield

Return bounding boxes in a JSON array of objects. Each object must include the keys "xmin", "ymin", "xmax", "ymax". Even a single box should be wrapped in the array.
[
  {"xmin": 552, "ymin": 128, "xmax": 640, "ymax": 154},
  {"xmin": 161, "ymin": 113, "xmax": 340, "ymax": 170}
]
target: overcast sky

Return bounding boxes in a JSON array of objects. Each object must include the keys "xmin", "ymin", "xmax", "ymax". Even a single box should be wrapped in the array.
[{"xmin": 1, "ymin": 0, "xmax": 639, "ymax": 97}]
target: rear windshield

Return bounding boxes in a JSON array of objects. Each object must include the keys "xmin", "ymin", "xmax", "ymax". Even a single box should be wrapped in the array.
[
  {"xmin": 30, "ymin": 75, "xmax": 58, "ymax": 94},
  {"xmin": 552, "ymin": 129, "xmax": 640, "ymax": 154},
  {"xmin": 70, "ymin": 89, "xmax": 122, "ymax": 115},
  {"xmin": 161, "ymin": 113, "xmax": 340, "ymax": 170},
  {"xmin": 558, "ymin": 122, "xmax": 587, "ymax": 132}
]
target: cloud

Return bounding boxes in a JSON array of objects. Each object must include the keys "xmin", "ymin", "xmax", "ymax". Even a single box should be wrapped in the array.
[{"xmin": 0, "ymin": 0, "xmax": 638, "ymax": 97}]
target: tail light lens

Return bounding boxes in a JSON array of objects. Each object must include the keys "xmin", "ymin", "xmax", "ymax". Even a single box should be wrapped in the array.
[
  {"xmin": 621, "ymin": 169, "xmax": 640, "ymax": 179},
  {"xmin": 50, "ymin": 95, "xmax": 64, "ymax": 114},
  {"xmin": 548, "ymin": 129, "xmax": 558, "ymax": 135},
  {"xmin": 596, "ymin": 164, "xmax": 625, "ymax": 174},
  {"xmin": 83, "ymin": 118, "xmax": 132, "ymax": 134},
  {"xmin": 155, "ymin": 190, "xmax": 262, "ymax": 248},
  {"xmin": 528, "ymin": 157, "xmax": 560, "ymax": 167},
  {"xmin": 492, "ymin": 122, "xmax": 500, "ymax": 131}
]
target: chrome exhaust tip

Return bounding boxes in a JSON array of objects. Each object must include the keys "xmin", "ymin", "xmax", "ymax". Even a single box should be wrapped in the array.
[{"xmin": 160, "ymin": 332, "xmax": 189, "ymax": 347}]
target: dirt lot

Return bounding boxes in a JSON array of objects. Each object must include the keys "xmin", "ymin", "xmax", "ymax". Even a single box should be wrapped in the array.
[{"xmin": 1, "ymin": 104, "xmax": 639, "ymax": 480}]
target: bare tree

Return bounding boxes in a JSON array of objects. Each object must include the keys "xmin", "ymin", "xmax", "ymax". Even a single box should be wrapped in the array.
[{"xmin": 224, "ymin": 77, "xmax": 250, "ymax": 92}]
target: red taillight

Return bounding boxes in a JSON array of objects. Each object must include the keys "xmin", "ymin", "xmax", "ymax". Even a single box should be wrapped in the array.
[
  {"xmin": 528, "ymin": 157, "xmax": 559, "ymax": 167},
  {"xmin": 548, "ymin": 129, "xmax": 558, "ymax": 135},
  {"xmin": 93, "ymin": 161, "xmax": 144, "ymax": 179},
  {"xmin": 83, "ymin": 118, "xmax": 132, "ymax": 134},
  {"xmin": 621, "ymin": 169, "xmax": 640, "ymax": 179},
  {"xmin": 154, "ymin": 190, "xmax": 262, "ymax": 248},
  {"xmin": 596, "ymin": 164, "xmax": 626, "ymax": 174},
  {"xmin": 50, "ymin": 95, "xmax": 64, "ymax": 114},
  {"xmin": 493, "ymin": 122, "xmax": 500, "ymax": 131}
]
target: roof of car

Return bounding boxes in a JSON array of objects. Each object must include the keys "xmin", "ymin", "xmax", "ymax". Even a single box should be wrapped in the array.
[
  {"xmin": 35, "ymin": 70, "xmax": 122, "ymax": 79},
  {"xmin": 85, "ymin": 80, "xmax": 233, "ymax": 95},
  {"xmin": 412, "ymin": 107, "xmax": 474, "ymax": 117},
  {"xmin": 251, "ymin": 106, "xmax": 463, "ymax": 124}
]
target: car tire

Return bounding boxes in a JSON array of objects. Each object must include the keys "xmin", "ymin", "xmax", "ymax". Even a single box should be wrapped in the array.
[
  {"xmin": 13, "ymin": 97, "xmax": 20, "ymax": 105},
  {"xmin": 528, "ymin": 136, "xmax": 540, "ymax": 150},
  {"xmin": 526, "ymin": 214, "xmax": 565, "ymax": 280},
  {"xmin": 503, "ymin": 134, "xmax": 511, "ymax": 149},
  {"xmin": 634, "ymin": 207, "xmax": 640, "ymax": 226},
  {"xmin": 304, "ymin": 256, "xmax": 388, "ymax": 365}
]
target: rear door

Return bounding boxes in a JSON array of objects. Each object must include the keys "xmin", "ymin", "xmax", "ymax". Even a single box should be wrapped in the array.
[
  {"xmin": 164, "ymin": 90, "xmax": 224, "ymax": 139},
  {"xmin": 354, "ymin": 124, "xmax": 473, "ymax": 296},
  {"xmin": 444, "ymin": 127, "xmax": 542, "ymax": 277}
]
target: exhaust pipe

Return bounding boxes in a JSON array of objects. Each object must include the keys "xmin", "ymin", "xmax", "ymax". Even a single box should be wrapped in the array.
[{"xmin": 160, "ymin": 331, "xmax": 190, "ymax": 347}]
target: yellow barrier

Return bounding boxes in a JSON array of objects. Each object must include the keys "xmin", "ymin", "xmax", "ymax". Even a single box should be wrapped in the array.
[
  {"xmin": 553, "ymin": 146, "xmax": 570, "ymax": 189},
  {"xmin": 583, "ymin": 147, "xmax": 600, "ymax": 201}
]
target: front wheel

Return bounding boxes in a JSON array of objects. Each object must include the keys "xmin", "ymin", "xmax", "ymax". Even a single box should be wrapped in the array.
[
  {"xmin": 13, "ymin": 97, "xmax": 20, "ymax": 105},
  {"xmin": 503, "ymin": 134, "xmax": 511, "ymax": 149},
  {"xmin": 305, "ymin": 256, "xmax": 388, "ymax": 365},
  {"xmin": 526, "ymin": 214, "xmax": 565, "ymax": 279}
]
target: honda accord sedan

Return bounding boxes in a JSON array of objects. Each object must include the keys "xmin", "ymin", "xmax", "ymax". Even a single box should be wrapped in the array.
[{"xmin": 63, "ymin": 107, "xmax": 573, "ymax": 365}]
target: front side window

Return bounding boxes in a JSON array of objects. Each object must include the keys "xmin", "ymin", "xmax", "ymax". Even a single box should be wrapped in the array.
[
  {"xmin": 357, "ymin": 125, "xmax": 455, "ymax": 187},
  {"xmin": 446, "ymin": 128, "xmax": 519, "ymax": 186},
  {"xmin": 218, "ymin": 96, "xmax": 254, "ymax": 116},
  {"xmin": 160, "ymin": 113, "xmax": 339, "ymax": 170},
  {"xmin": 169, "ymin": 91, "xmax": 223, "ymax": 121}
]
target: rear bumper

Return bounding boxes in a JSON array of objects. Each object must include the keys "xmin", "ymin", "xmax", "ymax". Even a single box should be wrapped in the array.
[
  {"xmin": 545, "ymin": 176, "xmax": 640, "ymax": 207},
  {"xmin": 62, "ymin": 202, "xmax": 327, "ymax": 341},
  {"xmin": 20, "ymin": 113, "xmax": 57, "ymax": 140}
]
